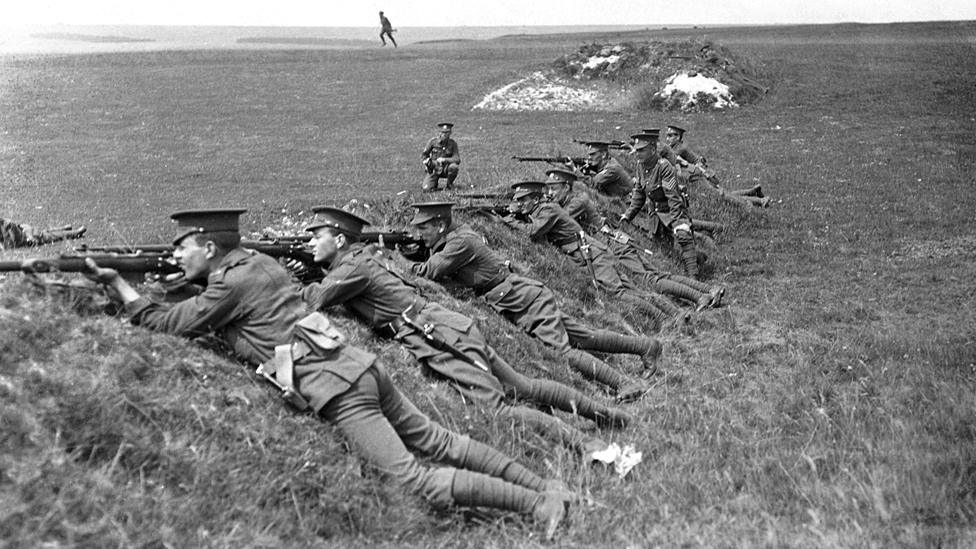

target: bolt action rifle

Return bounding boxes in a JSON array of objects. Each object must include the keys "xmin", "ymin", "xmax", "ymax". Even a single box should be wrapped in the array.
[
  {"xmin": 512, "ymin": 155, "xmax": 594, "ymax": 174},
  {"xmin": 572, "ymin": 139, "xmax": 633, "ymax": 151},
  {"xmin": 0, "ymin": 254, "xmax": 181, "ymax": 276}
]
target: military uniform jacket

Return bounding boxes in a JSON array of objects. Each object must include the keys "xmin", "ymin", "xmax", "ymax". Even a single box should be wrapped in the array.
[
  {"xmin": 556, "ymin": 186, "xmax": 601, "ymax": 232},
  {"xmin": 410, "ymin": 223, "xmax": 568, "ymax": 351},
  {"xmin": 589, "ymin": 157, "xmax": 633, "ymax": 197},
  {"xmin": 409, "ymin": 224, "xmax": 510, "ymax": 294},
  {"xmin": 623, "ymin": 157, "xmax": 689, "ymax": 233},
  {"xmin": 503, "ymin": 200, "xmax": 614, "ymax": 268},
  {"xmin": 421, "ymin": 137, "xmax": 460, "ymax": 165},
  {"xmin": 301, "ymin": 243, "xmax": 477, "ymax": 362},
  {"xmin": 124, "ymin": 248, "xmax": 375, "ymax": 412}
]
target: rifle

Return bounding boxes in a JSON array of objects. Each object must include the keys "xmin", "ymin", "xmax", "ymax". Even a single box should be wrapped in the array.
[
  {"xmin": 454, "ymin": 204, "xmax": 512, "ymax": 217},
  {"xmin": 76, "ymin": 240, "xmax": 317, "ymax": 266},
  {"xmin": 0, "ymin": 254, "xmax": 181, "ymax": 275},
  {"xmin": 575, "ymin": 231, "xmax": 601, "ymax": 292},
  {"xmin": 572, "ymin": 139, "xmax": 633, "ymax": 151},
  {"xmin": 452, "ymin": 191, "xmax": 513, "ymax": 200},
  {"xmin": 512, "ymin": 155, "xmax": 590, "ymax": 169}
]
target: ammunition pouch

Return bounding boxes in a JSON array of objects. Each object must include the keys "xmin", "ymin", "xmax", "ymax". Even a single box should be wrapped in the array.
[{"xmin": 254, "ymin": 312, "xmax": 351, "ymax": 412}]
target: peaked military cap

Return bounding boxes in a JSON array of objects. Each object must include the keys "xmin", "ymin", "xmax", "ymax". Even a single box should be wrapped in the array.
[
  {"xmin": 410, "ymin": 201, "xmax": 455, "ymax": 225},
  {"xmin": 437, "ymin": 122, "xmax": 454, "ymax": 130},
  {"xmin": 581, "ymin": 141, "xmax": 610, "ymax": 153},
  {"xmin": 306, "ymin": 206, "xmax": 372, "ymax": 236},
  {"xmin": 666, "ymin": 125, "xmax": 686, "ymax": 137},
  {"xmin": 631, "ymin": 131, "xmax": 660, "ymax": 150},
  {"xmin": 511, "ymin": 181, "xmax": 547, "ymax": 200},
  {"xmin": 170, "ymin": 208, "xmax": 246, "ymax": 245},
  {"xmin": 545, "ymin": 167, "xmax": 579, "ymax": 184}
]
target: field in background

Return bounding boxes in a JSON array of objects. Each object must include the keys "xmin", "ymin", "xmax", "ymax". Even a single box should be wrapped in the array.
[{"xmin": 1, "ymin": 21, "xmax": 975, "ymax": 548}]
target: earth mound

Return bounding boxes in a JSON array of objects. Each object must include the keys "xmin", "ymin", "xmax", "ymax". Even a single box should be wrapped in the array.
[{"xmin": 473, "ymin": 40, "xmax": 769, "ymax": 113}]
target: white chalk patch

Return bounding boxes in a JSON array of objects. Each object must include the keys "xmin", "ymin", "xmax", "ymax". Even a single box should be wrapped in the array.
[
  {"xmin": 658, "ymin": 72, "xmax": 737, "ymax": 110},
  {"xmin": 472, "ymin": 72, "xmax": 603, "ymax": 112},
  {"xmin": 582, "ymin": 54, "xmax": 620, "ymax": 71}
]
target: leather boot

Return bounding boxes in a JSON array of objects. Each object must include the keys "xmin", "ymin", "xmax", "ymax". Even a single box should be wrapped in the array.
[{"xmin": 532, "ymin": 490, "xmax": 570, "ymax": 541}]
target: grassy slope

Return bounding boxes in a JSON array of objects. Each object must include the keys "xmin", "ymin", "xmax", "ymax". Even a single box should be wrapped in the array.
[{"xmin": 2, "ymin": 20, "xmax": 976, "ymax": 548}]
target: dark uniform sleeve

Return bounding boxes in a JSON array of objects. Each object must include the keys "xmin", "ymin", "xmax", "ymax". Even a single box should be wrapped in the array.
[
  {"xmin": 591, "ymin": 163, "xmax": 632, "ymax": 196},
  {"xmin": 421, "ymin": 137, "xmax": 436, "ymax": 160},
  {"xmin": 622, "ymin": 176, "xmax": 647, "ymax": 221},
  {"xmin": 301, "ymin": 259, "xmax": 371, "ymax": 311},
  {"xmin": 410, "ymin": 236, "xmax": 473, "ymax": 281},
  {"xmin": 124, "ymin": 273, "xmax": 244, "ymax": 337},
  {"xmin": 675, "ymin": 143, "xmax": 701, "ymax": 166},
  {"xmin": 504, "ymin": 204, "xmax": 559, "ymax": 242}
]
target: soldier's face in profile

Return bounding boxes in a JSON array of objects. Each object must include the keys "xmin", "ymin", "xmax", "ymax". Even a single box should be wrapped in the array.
[
  {"xmin": 310, "ymin": 228, "xmax": 341, "ymax": 265},
  {"xmin": 415, "ymin": 219, "xmax": 446, "ymax": 247},
  {"xmin": 587, "ymin": 149, "xmax": 606, "ymax": 167},
  {"xmin": 665, "ymin": 131, "xmax": 680, "ymax": 147},
  {"xmin": 546, "ymin": 183, "xmax": 569, "ymax": 203},
  {"xmin": 174, "ymin": 236, "xmax": 211, "ymax": 281}
]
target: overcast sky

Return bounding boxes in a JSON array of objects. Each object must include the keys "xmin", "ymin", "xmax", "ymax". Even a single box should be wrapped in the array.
[{"xmin": 6, "ymin": 0, "xmax": 975, "ymax": 27}]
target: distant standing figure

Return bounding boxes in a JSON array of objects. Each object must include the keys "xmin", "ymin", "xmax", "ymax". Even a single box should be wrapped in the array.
[
  {"xmin": 379, "ymin": 11, "xmax": 397, "ymax": 48},
  {"xmin": 421, "ymin": 123, "xmax": 461, "ymax": 192}
]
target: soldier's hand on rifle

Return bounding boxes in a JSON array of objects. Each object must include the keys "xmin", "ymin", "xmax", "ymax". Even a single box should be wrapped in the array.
[
  {"xmin": 282, "ymin": 258, "xmax": 310, "ymax": 278},
  {"xmin": 81, "ymin": 257, "xmax": 120, "ymax": 284},
  {"xmin": 506, "ymin": 202, "xmax": 521, "ymax": 215},
  {"xmin": 396, "ymin": 242, "xmax": 428, "ymax": 262}
]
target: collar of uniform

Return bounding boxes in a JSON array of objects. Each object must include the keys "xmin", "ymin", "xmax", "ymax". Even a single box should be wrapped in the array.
[{"xmin": 209, "ymin": 247, "xmax": 251, "ymax": 281}]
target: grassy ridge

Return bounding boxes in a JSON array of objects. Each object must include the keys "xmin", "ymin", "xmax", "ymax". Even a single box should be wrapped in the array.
[{"xmin": 2, "ymin": 21, "xmax": 976, "ymax": 547}]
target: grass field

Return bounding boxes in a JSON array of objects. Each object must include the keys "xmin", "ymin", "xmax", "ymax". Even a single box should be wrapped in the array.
[{"xmin": 2, "ymin": 20, "xmax": 976, "ymax": 548}]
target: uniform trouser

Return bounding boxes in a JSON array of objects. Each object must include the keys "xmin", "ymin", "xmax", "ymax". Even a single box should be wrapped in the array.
[
  {"xmin": 692, "ymin": 219, "xmax": 725, "ymax": 234},
  {"xmin": 380, "ymin": 30, "xmax": 397, "ymax": 46},
  {"xmin": 484, "ymin": 279, "xmax": 630, "ymax": 390},
  {"xmin": 604, "ymin": 237, "xmax": 706, "ymax": 305},
  {"xmin": 398, "ymin": 327, "xmax": 620, "ymax": 453},
  {"xmin": 674, "ymin": 229, "xmax": 699, "ymax": 279},
  {"xmin": 321, "ymin": 364, "xmax": 544, "ymax": 510},
  {"xmin": 421, "ymin": 164, "xmax": 459, "ymax": 191},
  {"xmin": 684, "ymin": 169, "xmax": 765, "ymax": 208}
]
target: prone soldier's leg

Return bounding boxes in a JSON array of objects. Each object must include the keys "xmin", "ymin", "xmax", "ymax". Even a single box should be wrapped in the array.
[
  {"xmin": 652, "ymin": 277, "xmax": 709, "ymax": 309},
  {"xmin": 322, "ymin": 364, "xmax": 552, "ymax": 516},
  {"xmin": 370, "ymin": 363, "xmax": 546, "ymax": 492},
  {"xmin": 479, "ymin": 338, "xmax": 632, "ymax": 429},
  {"xmin": 563, "ymin": 317, "xmax": 662, "ymax": 375}
]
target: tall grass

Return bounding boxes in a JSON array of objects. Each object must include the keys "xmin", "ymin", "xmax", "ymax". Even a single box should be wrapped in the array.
[{"xmin": 1, "ymin": 20, "xmax": 975, "ymax": 547}]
